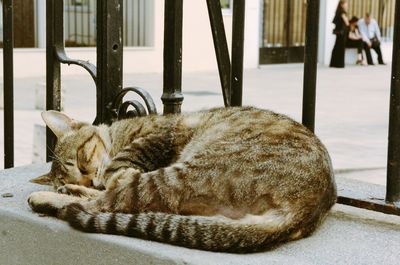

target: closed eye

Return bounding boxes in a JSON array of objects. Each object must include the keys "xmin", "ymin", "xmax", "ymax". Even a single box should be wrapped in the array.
[
  {"xmin": 78, "ymin": 166, "xmax": 88, "ymax": 175},
  {"xmin": 64, "ymin": 161, "xmax": 74, "ymax": 167},
  {"xmin": 55, "ymin": 178, "xmax": 66, "ymax": 187}
]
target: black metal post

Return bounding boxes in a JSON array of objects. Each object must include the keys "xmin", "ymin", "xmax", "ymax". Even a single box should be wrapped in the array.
[
  {"xmin": 206, "ymin": 0, "xmax": 231, "ymax": 107},
  {"xmin": 230, "ymin": 0, "xmax": 245, "ymax": 107},
  {"xmin": 301, "ymin": 0, "xmax": 320, "ymax": 133},
  {"xmin": 46, "ymin": 0, "xmax": 63, "ymax": 161},
  {"xmin": 162, "ymin": 0, "xmax": 184, "ymax": 114},
  {"xmin": 386, "ymin": 0, "xmax": 400, "ymax": 203},
  {"xmin": 96, "ymin": 0, "xmax": 124, "ymax": 124},
  {"xmin": 3, "ymin": 0, "xmax": 14, "ymax": 168}
]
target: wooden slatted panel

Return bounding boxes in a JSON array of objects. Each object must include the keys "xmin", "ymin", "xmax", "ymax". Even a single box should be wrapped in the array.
[
  {"xmin": 262, "ymin": 0, "xmax": 306, "ymax": 48},
  {"xmin": 262, "ymin": 0, "xmax": 394, "ymax": 48},
  {"xmin": 13, "ymin": 0, "xmax": 35, "ymax": 47},
  {"xmin": 290, "ymin": 0, "xmax": 306, "ymax": 46},
  {"xmin": 63, "ymin": 0, "xmax": 152, "ymax": 47}
]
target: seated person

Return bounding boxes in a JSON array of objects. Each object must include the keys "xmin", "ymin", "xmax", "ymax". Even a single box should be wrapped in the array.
[
  {"xmin": 346, "ymin": 16, "xmax": 365, "ymax": 65},
  {"xmin": 357, "ymin": 13, "xmax": 385, "ymax": 65}
]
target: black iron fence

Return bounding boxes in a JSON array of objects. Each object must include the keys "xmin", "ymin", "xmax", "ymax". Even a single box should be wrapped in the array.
[{"xmin": 2, "ymin": 0, "xmax": 400, "ymax": 216}]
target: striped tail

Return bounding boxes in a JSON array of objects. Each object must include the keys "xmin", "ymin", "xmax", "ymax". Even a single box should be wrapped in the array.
[{"xmin": 61, "ymin": 203, "xmax": 302, "ymax": 253}]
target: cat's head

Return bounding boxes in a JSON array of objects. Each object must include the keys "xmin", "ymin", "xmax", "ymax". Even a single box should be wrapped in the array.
[{"xmin": 30, "ymin": 111, "xmax": 111, "ymax": 188}]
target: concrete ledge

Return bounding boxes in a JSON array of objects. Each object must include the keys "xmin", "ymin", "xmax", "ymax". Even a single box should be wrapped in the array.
[
  {"xmin": 345, "ymin": 48, "xmax": 360, "ymax": 65},
  {"xmin": 1, "ymin": 164, "xmax": 400, "ymax": 265}
]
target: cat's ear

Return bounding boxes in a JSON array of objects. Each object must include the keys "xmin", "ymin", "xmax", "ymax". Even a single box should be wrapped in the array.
[
  {"xmin": 41, "ymin": 111, "xmax": 85, "ymax": 138},
  {"xmin": 30, "ymin": 173, "xmax": 53, "ymax": 185}
]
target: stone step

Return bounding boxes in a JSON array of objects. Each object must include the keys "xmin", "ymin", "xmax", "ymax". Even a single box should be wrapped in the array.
[{"xmin": 1, "ymin": 164, "xmax": 399, "ymax": 265}]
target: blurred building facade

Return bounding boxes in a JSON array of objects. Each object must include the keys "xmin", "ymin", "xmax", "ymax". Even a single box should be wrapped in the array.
[{"xmin": 0, "ymin": 0, "xmax": 395, "ymax": 77}]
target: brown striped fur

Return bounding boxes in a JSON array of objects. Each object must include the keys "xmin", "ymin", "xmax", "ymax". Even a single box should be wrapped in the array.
[{"xmin": 28, "ymin": 107, "xmax": 336, "ymax": 253}]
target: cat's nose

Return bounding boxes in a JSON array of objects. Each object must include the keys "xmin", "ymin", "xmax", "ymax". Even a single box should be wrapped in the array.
[
  {"xmin": 78, "ymin": 178, "xmax": 92, "ymax": 187},
  {"xmin": 92, "ymin": 177, "xmax": 104, "ymax": 189}
]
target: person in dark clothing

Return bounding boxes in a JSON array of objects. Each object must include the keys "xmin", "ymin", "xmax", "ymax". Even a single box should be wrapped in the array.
[
  {"xmin": 346, "ymin": 16, "xmax": 366, "ymax": 65},
  {"xmin": 330, "ymin": 0, "xmax": 349, "ymax": 68}
]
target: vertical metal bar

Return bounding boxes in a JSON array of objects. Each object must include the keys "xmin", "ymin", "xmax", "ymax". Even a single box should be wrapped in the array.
[
  {"xmin": 206, "ymin": 0, "xmax": 231, "ymax": 107},
  {"xmin": 386, "ymin": 0, "xmax": 400, "ymax": 203},
  {"xmin": 46, "ymin": 0, "xmax": 63, "ymax": 161},
  {"xmin": 301, "ymin": 0, "xmax": 320, "ymax": 133},
  {"xmin": 3, "ymin": 0, "xmax": 14, "ymax": 168},
  {"xmin": 230, "ymin": 0, "xmax": 245, "ymax": 106},
  {"xmin": 95, "ymin": 0, "xmax": 123, "ymax": 124},
  {"xmin": 162, "ymin": 0, "xmax": 184, "ymax": 114}
]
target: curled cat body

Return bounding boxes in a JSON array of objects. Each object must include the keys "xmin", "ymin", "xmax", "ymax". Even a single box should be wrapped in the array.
[{"xmin": 28, "ymin": 106, "xmax": 336, "ymax": 253}]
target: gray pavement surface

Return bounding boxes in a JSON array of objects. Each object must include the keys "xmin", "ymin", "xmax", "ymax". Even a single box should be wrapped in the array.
[
  {"xmin": 1, "ymin": 163, "xmax": 400, "ymax": 265},
  {"xmin": 0, "ymin": 64, "xmax": 393, "ymax": 185},
  {"xmin": 1, "ymin": 64, "xmax": 399, "ymax": 264}
]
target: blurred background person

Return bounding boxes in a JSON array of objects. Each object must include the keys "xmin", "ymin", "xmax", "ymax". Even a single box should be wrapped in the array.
[
  {"xmin": 357, "ymin": 13, "xmax": 385, "ymax": 65},
  {"xmin": 330, "ymin": 0, "xmax": 349, "ymax": 68},
  {"xmin": 346, "ymin": 16, "xmax": 366, "ymax": 65}
]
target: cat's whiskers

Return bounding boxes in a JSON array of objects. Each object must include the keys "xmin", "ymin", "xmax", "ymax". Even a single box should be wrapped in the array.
[
  {"xmin": 94, "ymin": 154, "xmax": 111, "ymax": 188},
  {"xmin": 47, "ymin": 146, "xmax": 63, "ymax": 164},
  {"xmin": 46, "ymin": 145, "xmax": 58, "ymax": 158}
]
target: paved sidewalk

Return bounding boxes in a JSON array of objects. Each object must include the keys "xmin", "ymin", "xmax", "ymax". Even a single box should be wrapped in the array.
[{"xmin": 0, "ymin": 64, "xmax": 392, "ymax": 184}]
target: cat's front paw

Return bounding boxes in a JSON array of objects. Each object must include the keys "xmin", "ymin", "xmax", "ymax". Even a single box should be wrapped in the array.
[
  {"xmin": 105, "ymin": 168, "xmax": 141, "ymax": 190},
  {"xmin": 57, "ymin": 184, "xmax": 102, "ymax": 198},
  {"xmin": 28, "ymin": 191, "xmax": 82, "ymax": 216},
  {"xmin": 28, "ymin": 191, "xmax": 61, "ymax": 216}
]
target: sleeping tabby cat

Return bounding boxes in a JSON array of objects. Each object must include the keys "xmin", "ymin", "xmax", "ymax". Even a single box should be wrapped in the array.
[{"xmin": 28, "ymin": 107, "xmax": 336, "ymax": 253}]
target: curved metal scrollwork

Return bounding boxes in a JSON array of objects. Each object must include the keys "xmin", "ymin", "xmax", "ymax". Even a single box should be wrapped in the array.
[
  {"xmin": 55, "ymin": 45, "xmax": 97, "ymax": 84},
  {"xmin": 110, "ymin": 87, "xmax": 158, "ymax": 120},
  {"xmin": 55, "ymin": 44, "xmax": 157, "ymax": 122}
]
